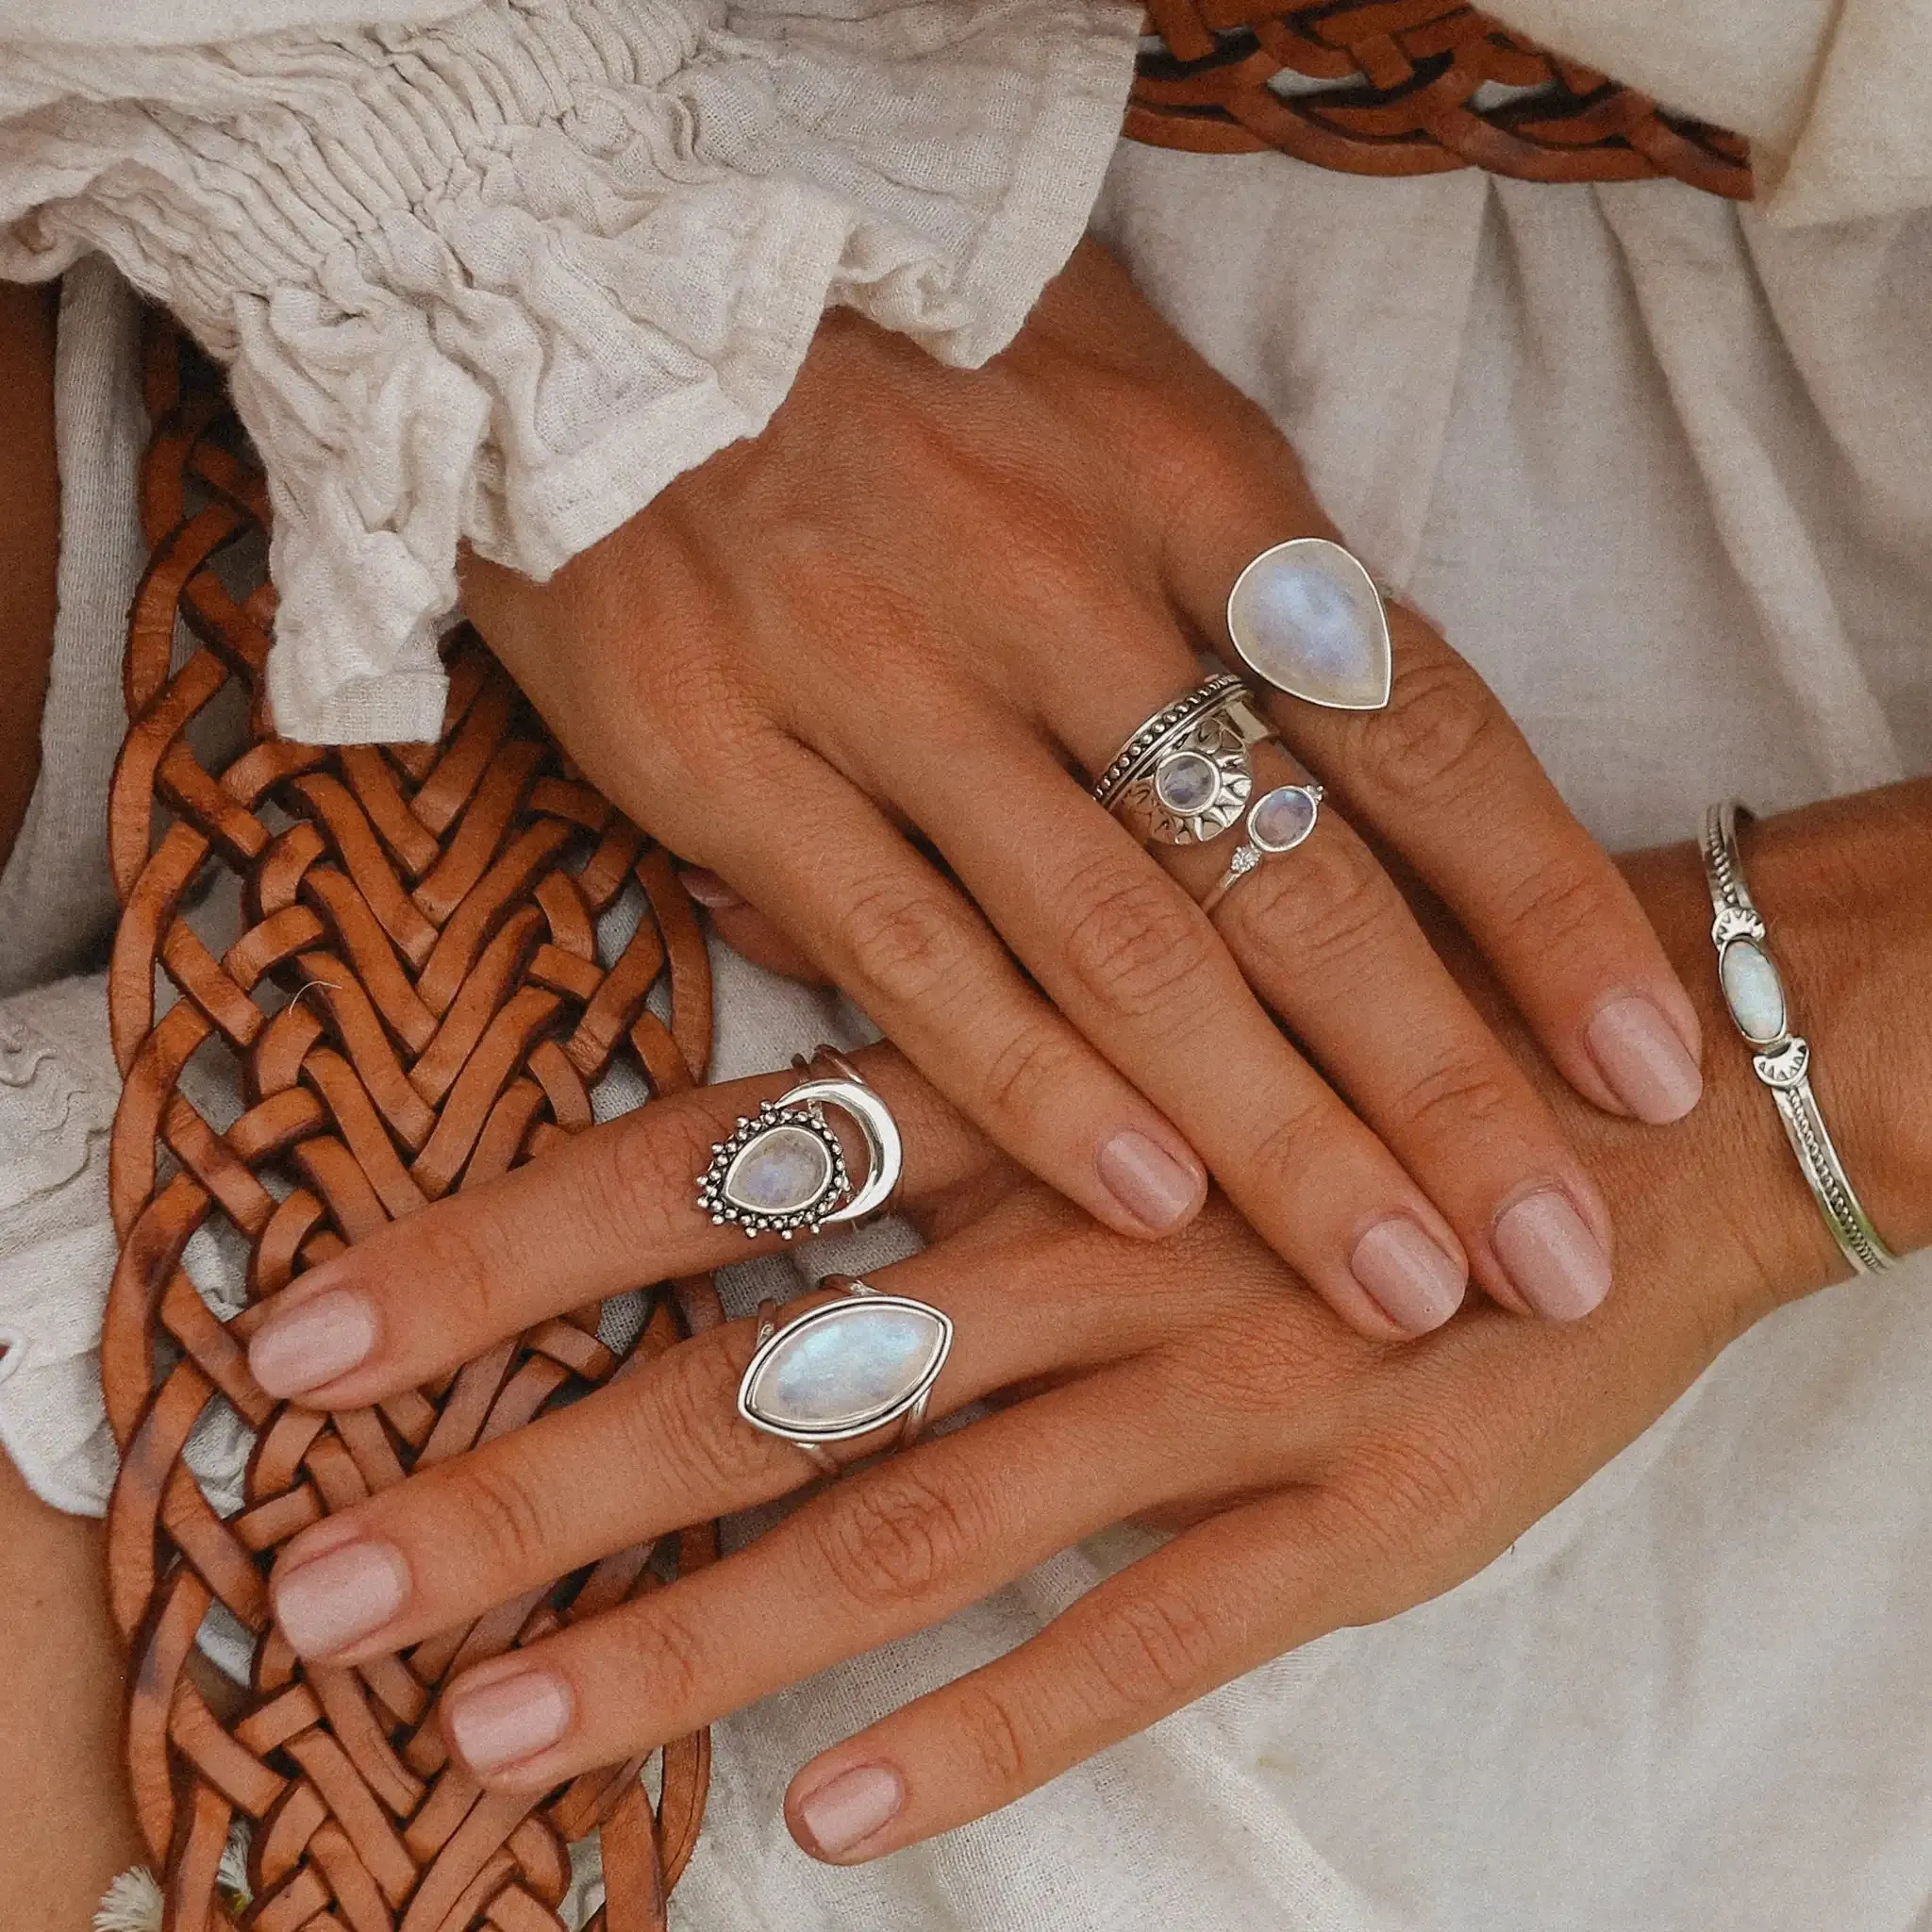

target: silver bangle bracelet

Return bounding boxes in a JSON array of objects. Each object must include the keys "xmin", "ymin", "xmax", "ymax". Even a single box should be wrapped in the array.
[{"xmin": 1699, "ymin": 800, "xmax": 1896, "ymax": 1275}]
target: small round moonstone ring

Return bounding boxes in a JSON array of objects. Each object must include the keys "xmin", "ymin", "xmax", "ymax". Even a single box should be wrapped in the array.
[
  {"xmin": 696, "ymin": 1048, "xmax": 903, "ymax": 1241},
  {"xmin": 738, "ymin": 1276, "xmax": 953, "ymax": 1474},
  {"xmin": 1199, "ymin": 782, "xmax": 1325, "ymax": 916}
]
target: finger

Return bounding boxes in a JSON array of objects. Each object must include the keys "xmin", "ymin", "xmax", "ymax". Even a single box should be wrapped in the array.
[
  {"xmin": 897, "ymin": 700, "xmax": 1471, "ymax": 1336},
  {"xmin": 680, "ymin": 868, "xmax": 832, "ymax": 985},
  {"xmin": 1139, "ymin": 735, "xmax": 1611, "ymax": 1322},
  {"xmin": 706, "ymin": 738, "xmax": 1209, "ymax": 1244},
  {"xmin": 266, "ymin": 1268, "xmax": 1198, "ymax": 1671},
  {"xmin": 1161, "ymin": 497, "xmax": 1703, "ymax": 1127},
  {"xmin": 781, "ymin": 1490, "xmax": 1337, "ymax": 1861},
  {"xmin": 427, "ymin": 1363, "xmax": 1205, "ymax": 1789},
  {"xmin": 242, "ymin": 1047, "xmax": 1003, "ymax": 1408}
]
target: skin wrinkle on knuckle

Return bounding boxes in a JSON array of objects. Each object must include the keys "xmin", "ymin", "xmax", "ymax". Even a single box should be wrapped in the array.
[
  {"xmin": 808, "ymin": 1463, "xmax": 984, "ymax": 1618},
  {"xmin": 838, "ymin": 874, "xmax": 974, "ymax": 1013},
  {"xmin": 1390, "ymin": 1049, "xmax": 1523, "ymax": 1155},
  {"xmin": 392, "ymin": 1215, "xmax": 509, "ymax": 1348},
  {"xmin": 975, "ymin": 1023, "xmax": 1084, "ymax": 1129},
  {"xmin": 638, "ymin": 1336, "xmax": 782, "ymax": 1501},
  {"xmin": 1078, "ymin": 1586, "xmax": 1223, "ymax": 1718},
  {"xmin": 1352, "ymin": 654, "xmax": 1507, "ymax": 809},
  {"xmin": 578, "ymin": 1591, "xmax": 713, "ymax": 1740},
  {"xmin": 1236, "ymin": 836, "xmax": 1393, "ymax": 983},
  {"xmin": 943, "ymin": 1678, "xmax": 1036, "ymax": 1796},
  {"xmin": 1058, "ymin": 863, "xmax": 1219, "ymax": 1023},
  {"xmin": 1239, "ymin": 1088, "xmax": 1345, "ymax": 1201},
  {"xmin": 444, "ymin": 1451, "xmax": 562, "ymax": 1583},
  {"xmin": 1490, "ymin": 857, "xmax": 1615, "ymax": 966},
  {"xmin": 592, "ymin": 1107, "xmax": 714, "ymax": 1257}
]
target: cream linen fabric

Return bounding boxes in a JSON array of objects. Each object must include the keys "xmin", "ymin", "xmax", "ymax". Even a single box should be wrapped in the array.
[{"xmin": 0, "ymin": 0, "xmax": 1139, "ymax": 743}]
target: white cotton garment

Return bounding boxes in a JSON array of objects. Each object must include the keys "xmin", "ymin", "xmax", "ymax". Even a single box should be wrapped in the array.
[{"xmin": 0, "ymin": 0, "xmax": 1140, "ymax": 743}]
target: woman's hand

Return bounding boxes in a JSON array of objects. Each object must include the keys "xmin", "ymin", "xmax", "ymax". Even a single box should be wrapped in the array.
[
  {"xmin": 241, "ymin": 791, "xmax": 1928, "ymax": 1860},
  {"xmin": 461, "ymin": 240, "xmax": 1703, "ymax": 1336}
]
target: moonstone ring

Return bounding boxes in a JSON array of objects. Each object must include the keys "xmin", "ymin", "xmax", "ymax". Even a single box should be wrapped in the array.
[
  {"xmin": 1092, "ymin": 674, "xmax": 1276, "ymax": 845},
  {"xmin": 696, "ymin": 1049, "xmax": 903, "ymax": 1241},
  {"xmin": 1198, "ymin": 782, "xmax": 1326, "ymax": 916},
  {"xmin": 738, "ymin": 1276, "xmax": 953, "ymax": 1474},
  {"xmin": 1226, "ymin": 537, "xmax": 1394, "ymax": 712}
]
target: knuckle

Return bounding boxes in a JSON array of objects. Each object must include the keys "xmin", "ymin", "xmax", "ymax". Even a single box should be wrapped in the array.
[
  {"xmin": 449, "ymin": 1453, "xmax": 558, "ymax": 1576},
  {"xmin": 840, "ymin": 874, "xmax": 972, "ymax": 1012},
  {"xmin": 1356, "ymin": 654, "xmax": 1506, "ymax": 808},
  {"xmin": 584, "ymin": 1110, "xmax": 709, "ymax": 1256},
  {"xmin": 398, "ymin": 1214, "xmax": 508, "ymax": 1341},
  {"xmin": 1240, "ymin": 1086, "xmax": 1342, "ymax": 1195},
  {"xmin": 1244, "ymin": 835, "xmax": 1392, "ymax": 978},
  {"xmin": 599, "ymin": 1594, "xmax": 712, "ymax": 1725},
  {"xmin": 637, "ymin": 1336, "xmax": 784, "ymax": 1499},
  {"xmin": 944, "ymin": 1679, "xmax": 1035, "ymax": 1794},
  {"xmin": 976, "ymin": 1022, "xmax": 1084, "ymax": 1127},
  {"xmin": 1392, "ymin": 1048, "xmax": 1521, "ymax": 1151},
  {"xmin": 808, "ymin": 1464, "xmax": 982, "ymax": 1615},
  {"xmin": 1059, "ymin": 862, "xmax": 1217, "ymax": 1021},
  {"xmin": 1081, "ymin": 1588, "xmax": 1221, "ymax": 1713},
  {"xmin": 1492, "ymin": 857, "xmax": 1613, "ymax": 959}
]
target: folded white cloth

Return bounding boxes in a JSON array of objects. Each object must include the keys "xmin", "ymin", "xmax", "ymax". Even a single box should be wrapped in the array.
[{"xmin": 0, "ymin": 0, "xmax": 1138, "ymax": 742}]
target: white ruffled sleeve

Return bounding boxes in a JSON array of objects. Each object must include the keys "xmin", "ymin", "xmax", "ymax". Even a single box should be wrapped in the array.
[{"xmin": 0, "ymin": 0, "xmax": 1139, "ymax": 742}]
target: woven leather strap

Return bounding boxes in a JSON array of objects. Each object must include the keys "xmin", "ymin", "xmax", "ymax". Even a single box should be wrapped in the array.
[
  {"xmin": 1128, "ymin": 0, "xmax": 1753, "ymax": 198},
  {"xmin": 103, "ymin": 319, "xmax": 719, "ymax": 1930}
]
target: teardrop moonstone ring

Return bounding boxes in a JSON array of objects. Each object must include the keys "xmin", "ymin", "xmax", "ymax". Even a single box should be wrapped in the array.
[{"xmin": 1225, "ymin": 537, "xmax": 1393, "ymax": 711}]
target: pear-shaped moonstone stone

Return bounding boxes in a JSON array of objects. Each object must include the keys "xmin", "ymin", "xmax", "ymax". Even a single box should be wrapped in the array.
[
  {"xmin": 1227, "ymin": 538, "xmax": 1391, "ymax": 710},
  {"xmin": 1248, "ymin": 785, "xmax": 1319, "ymax": 853},
  {"xmin": 724, "ymin": 1123, "xmax": 834, "ymax": 1216},
  {"xmin": 1720, "ymin": 939, "xmax": 1787, "ymax": 1045},
  {"xmin": 744, "ymin": 1302, "xmax": 948, "ymax": 1433}
]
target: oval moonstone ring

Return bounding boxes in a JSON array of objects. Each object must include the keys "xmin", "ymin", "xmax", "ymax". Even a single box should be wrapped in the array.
[
  {"xmin": 1225, "ymin": 537, "xmax": 1393, "ymax": 711},
  {"xmin": 738, "ymin": 1277, "xmax": 953, "ymax": 1471}
]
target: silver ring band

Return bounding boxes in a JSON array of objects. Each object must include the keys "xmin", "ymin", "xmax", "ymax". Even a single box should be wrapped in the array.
[
  {"xmin": 1093, "ymin": 675, "xmax": 1276, "ymax": 845},
  {"xmin": 1199, "ymin": 781, "xmax": 1326, "ymax": 915},
  {"xmin": 738, "ymin": 1275, "xmax": 953, "ymax": 1472},
  {"xmin": 696, "ymin": 1047, "xmax": 904, "ymax": 1240},
  {"xmin": 1699, "ymin": 800, "xmax": 1894, "ymax": 1275}
]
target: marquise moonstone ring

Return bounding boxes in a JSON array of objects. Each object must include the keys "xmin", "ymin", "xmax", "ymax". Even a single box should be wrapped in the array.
[
  {"xmin": 1225, "ymin": 537, "xmax": 1393, "ymax": 712},
  {"xmin": 696, "ymin": 1048, "xmax": 903, "ymax": 1240},
  {"xmin": 738, "ymin": 1275, "xmax": 953, "ymax": 1474}
]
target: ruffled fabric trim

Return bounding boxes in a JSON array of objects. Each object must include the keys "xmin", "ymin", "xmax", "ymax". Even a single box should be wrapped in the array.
[{"xmin": 0, "ymin": 0, "xmax": 1140, "ymax": 741}]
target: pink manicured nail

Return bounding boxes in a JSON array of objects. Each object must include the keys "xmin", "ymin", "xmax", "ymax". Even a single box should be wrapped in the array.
[
  {"xmin": 1351, "ymin": 1217, "xmax": 1466, "ymax": 1333},
  {"xmin": 445, "ymin": 1670, "xmax": 573, "ymax": 1774},
  {"xmin": 248, "ymin": 1288, "xmax": 378, "ymax": 1397},
  {"xmin": 274, "ymin": 1541, "xmax": 408, "ymax": 1657},
  {"xmin": 1587, "ymin": 995, "xmax": 1703, "ymax": 1124},
  {"xmin": 1493, "ymin": 1191, "xmax": 1611, "ymax": 1321},
  {"xmin": 680, "ymin": 868, "xmax": 742, "ymax": 910},
  {"xmin": 1097, "ymin": 1131, "xmax": 1204, "ymax": 1234},
  {"xmin": 796, "ymin": 1764, "xmax": 905, "ymax": 1858}
]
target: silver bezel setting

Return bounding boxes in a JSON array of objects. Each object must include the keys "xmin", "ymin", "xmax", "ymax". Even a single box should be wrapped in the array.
[
  {"xmin": 737, "ymin": 1282, "xmax": 955, "ymax": 1449},
  {"xmin": 698, "ymin": 1099, "xmax": 851, "ymax": 1241}
]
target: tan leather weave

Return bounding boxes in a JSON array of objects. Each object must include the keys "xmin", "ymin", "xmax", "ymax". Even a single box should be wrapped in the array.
[
  {"xmin": 1128, "ymin": 0, "xmax": 1753, "ymax": 197},
  {"xmin": 102, "ymin": 320, "xmax": 720, "ymax": 1930}
]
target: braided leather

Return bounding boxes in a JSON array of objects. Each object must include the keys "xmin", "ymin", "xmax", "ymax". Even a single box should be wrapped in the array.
[
  {"xmin": 1128, "ymin": 0, "xmax": 1753, "ymax": 197},
  {"xmin": 102, "ymin": 319, "xmax": 720, "ymax": 1930}
]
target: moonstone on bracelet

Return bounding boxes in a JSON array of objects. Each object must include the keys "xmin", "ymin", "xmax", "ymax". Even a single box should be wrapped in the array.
[{"xmin": 1698, "ymin": 800, "xmax": 1896, "ymax": 1276}]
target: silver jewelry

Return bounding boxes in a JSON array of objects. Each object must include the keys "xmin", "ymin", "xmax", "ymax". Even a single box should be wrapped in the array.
[
  {"xmin": 1226, "ymin": 537, "xmax": 1393, "ymax": 711},
  {"xmin": 696, "ymin": 1048, "xmax": 903, "ymax": 1241},
  {"xmin": 1093, "ymin": 675, "xmax": 1275, "ymax": 845},
  {"xmin": 738, "ymin": 1275, "xmax": 953, "ymax": 1474},
  {"xmin": 1699, "ymin": 801, "xmax": 1895, "ymax": 1275},
  {"xmin": 1199, "ymin": 782, "xmax": 1325, "ymax": 916}
]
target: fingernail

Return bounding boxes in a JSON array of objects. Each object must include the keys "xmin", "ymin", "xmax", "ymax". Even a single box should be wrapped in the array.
[
  {"xmin": 1493, "ymin": 1191, "xmax": 1611, "ymax": 1321},
  {"xmin": 1587, "ymin": 995, "xmax": 1703, "ymax": 1124},
  {"xmin": 796, "ymin": 1763, "xmax": 905, "ymax": 1858},
  {"xmin": 273, "ymin": 1541, "xmax": 408, "ymax": 1657},
  {"xmin": 445, "ymin": 1669, "xmax": 573, "ymax": 1774},
  {"xmin": 1097, "ymin": 1131, "xmax": 1203, "ymax": 1234},
  {"xmin": 248, "ymin": 1288, "xmax": 378, "ymax": 1397},
  {"xmin": 680, "ymin": 868, "xmax": 742, "ymax": 910},
  {"xmin": 1351, "ymin": 1217, "xmax": 1466, "ymax": 1334}
]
